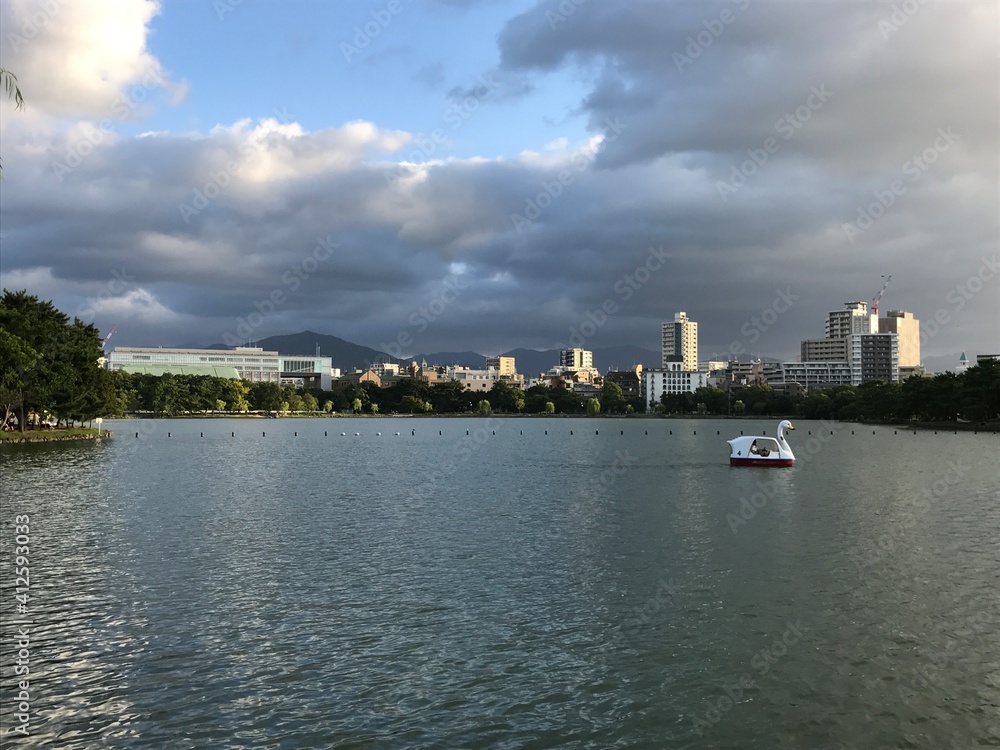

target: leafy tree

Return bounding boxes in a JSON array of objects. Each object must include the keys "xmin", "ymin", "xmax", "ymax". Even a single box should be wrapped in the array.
[
  {"xmin": 601, "ymin": 381, "xmax": 626, "ymax": 413},
  {"xmin": 248, "ymin": 381, "xmax": 284, "ymax": 412},
  {"xmin": 322, "ymin": 399, "xmax": 334, "ymax": 413},
  {"xmin": 0, "ymin": 68, "xmax": 24, "ymax": 177},
  {"xmin": 225, "ymin": 379, "xmax": 250, "ymax": 412},
  {"xmin": 801, "ymin": 392, "xmax": 833, "ymax": 420},
  {"xmin": 523, "ymin": 384, "xmax": 553, "ymax": 413},
  {"xmin": 301, "ymin": 392, "xmax": 319, "ymax": 412},
  {"xmin": 370, "ymin": 402, "xmax": 379, "ymax": 415},
  {"xmin": 400, "ymin": 395, "xmax": 425, "ymax": 413},
  {"xmin": 0, "ymin": 328, "xmax": 37, "ymax": 429},
  {"xmin": 477, "ymin": 399, "xmax": 491, "ymax": 415},
  {"xmin": 153, "ymin": 373, "xmax": 188, "ymax": 416},
  {"xmin": 586, "ymin": 398, "xmax": 601, "ymax": 416},
  {"xmin": 487, "ymin": 380, "xmax": 523, "ymax": 413},
  {"xmin": 738, "ymin": 384, "xmax": 775, "ymax": 415},
  {"xmin": 548, "ymin": 386, "xmax": 583, "ymax": 414},
  {"xmin": 960, "ymin": 360, "xmax": 1000, "ymax": 420},
  {"xmin": 0, "ymin": 69, "xmax": 23, "ymax": 111},
  {"xmin": 544, "ymin": 401, "xmax": 555, "ymax": 414},
  {"xmin": 661, "ymin": 392, "xmax": 694, "ymax": 414},
  {"xmin": 0, "ymin": 291, "xmax": 113, "ymax": 426},
  {"xmin": 429, "ymin": 379, "xmax": 469, "ymax": 413},
  {"xmin": 693, "ymin": 386, "xmax": 727, "ymax": 415},
  {"xmin": 352, "ymin": 397, "xmax": 362, "ymax": 414},
  {"xmin": 733, "ymin": 399, "xmax": 745, "ymax": 416}
]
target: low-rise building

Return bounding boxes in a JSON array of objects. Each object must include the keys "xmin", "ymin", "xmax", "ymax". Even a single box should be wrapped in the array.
[
  {"xmin": 333, "ymin": 370, "xmax": 383, "ymax": 389},
  {"xmin": 643, "ymin": 363, "xmax": 707, "ymax": 411},
  {"xmin": 605, "ymin": 366, "xmax": 644, "ymax": 402},
  {"xmin": 107, "ymin": 346, "xmax": 333, "ymax": 388},
  {"xmin": 800, "ymin": 338, "xmax": 848, "ymax": 362},
  {"xmin": 769, "ymin": 361, "xmax": 853, "ymax": 391}
]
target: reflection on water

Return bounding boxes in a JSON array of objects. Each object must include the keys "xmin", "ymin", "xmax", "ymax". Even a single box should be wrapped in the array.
[{"xmin": 1, "ymin": 419, "xmax": 998, "ymax": 748}]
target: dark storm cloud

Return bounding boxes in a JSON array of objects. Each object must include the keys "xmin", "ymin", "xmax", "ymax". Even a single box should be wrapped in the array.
[{"xmin": 485, "ymin": 0, "xmax": 998, "ymax": 359}]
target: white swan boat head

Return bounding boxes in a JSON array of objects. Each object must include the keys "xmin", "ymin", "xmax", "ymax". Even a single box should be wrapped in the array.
[{"xmin": 727, "ymin": 420, "xmax": 795, "ymax": 467}]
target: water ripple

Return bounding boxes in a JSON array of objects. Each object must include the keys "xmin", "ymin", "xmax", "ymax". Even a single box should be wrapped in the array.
[{"xmin": 1, "ymin": 420, "xmax": 998, "ymax": 748}]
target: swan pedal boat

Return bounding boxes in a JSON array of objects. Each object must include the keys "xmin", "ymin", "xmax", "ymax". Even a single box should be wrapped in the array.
[{"xmin": 728, "ymin": 420, "xmax": 795, "ymax": 467}]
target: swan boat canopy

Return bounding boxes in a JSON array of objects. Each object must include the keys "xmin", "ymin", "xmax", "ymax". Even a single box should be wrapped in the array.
[{"xmin": 727, "ymin": 420, "xmax": 795, "ymax": 467}]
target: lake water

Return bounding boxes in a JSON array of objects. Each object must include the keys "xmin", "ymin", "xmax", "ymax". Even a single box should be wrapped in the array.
[{"xmin": 1, "ymin": 417, "xmax": 998, "ymax": 749}]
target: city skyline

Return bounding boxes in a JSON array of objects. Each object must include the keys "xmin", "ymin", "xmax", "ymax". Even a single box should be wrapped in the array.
[{"xmin": 1, "ymin": 1, "xmax": 997, "ymax": 361}]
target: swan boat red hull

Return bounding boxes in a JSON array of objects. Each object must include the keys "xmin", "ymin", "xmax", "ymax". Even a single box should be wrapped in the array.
[{"xmin": 729, "ymin": 456, "xmax": 794, "ymax": 467}]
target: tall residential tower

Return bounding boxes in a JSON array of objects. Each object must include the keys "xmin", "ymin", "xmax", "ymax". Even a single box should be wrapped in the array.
[{"xmin": 661, "ymin": 312, "xmax": 698, "ymax": 371}]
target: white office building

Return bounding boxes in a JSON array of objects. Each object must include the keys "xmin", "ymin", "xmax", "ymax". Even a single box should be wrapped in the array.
[
  {"xmin": 771, "ymin": 361, "xmax": 854, "ymax": 390},
  {"xmin": 108, "ymin": 346, "xmax": 333, "ymax": 389},
  {"xmin": 644, "ymin": 362, "xmax": 707, "ymax": 411}
]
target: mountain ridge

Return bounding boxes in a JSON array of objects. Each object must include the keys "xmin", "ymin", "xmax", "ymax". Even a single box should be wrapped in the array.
[{"xmin": 213, "ymin": 330, "xmax": 664, "ymax": 374}]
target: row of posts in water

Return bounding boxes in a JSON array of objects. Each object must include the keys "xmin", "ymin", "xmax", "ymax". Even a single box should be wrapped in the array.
[{"xmin": 138, "ymin": 427, "xmax": 988, "ymax": 438}]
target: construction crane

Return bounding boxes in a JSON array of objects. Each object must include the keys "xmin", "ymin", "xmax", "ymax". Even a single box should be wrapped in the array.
[
  {"xmin": 871, "ymin": 275, "xmax": 891, "ymax": 317},
  {"xmin": 101, "ymin": 324, "xmax": 118, "ymax": 350}
]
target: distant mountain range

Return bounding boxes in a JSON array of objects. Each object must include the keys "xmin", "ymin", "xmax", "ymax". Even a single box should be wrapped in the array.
[
  {"xmin": 201, "ymin": 330, "xmax": 979, "ymax": 377},
  {"xmin": 213, "ymin": 330, "xmax": 660, "ymax": 374}
]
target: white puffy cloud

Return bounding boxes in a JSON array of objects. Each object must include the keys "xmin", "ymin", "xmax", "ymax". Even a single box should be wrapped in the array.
[{"xmin": 0, "ymin": 0, "xmax": 185, "ymax": 121}]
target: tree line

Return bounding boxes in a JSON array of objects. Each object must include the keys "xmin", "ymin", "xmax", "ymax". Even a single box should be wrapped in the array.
[
  {"xmin": 3, "ymin": 291, "xmax": 995, "ymax": 427},
  {"xmin": 656, "ymin": 361, "xmax": 998, "ymax": 422},
  {"xmin": 105, "ymin": 374, "xmax": 639, "ymax": 417}
]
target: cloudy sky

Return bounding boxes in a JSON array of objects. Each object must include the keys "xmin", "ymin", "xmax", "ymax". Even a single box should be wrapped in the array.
[{"xmin": 1, "ymin": 0, "xmax": 997, "ymax": 363}]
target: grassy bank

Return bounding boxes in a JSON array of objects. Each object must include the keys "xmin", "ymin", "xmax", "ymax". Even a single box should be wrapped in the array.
[{"xmin": 0, "ymin": 427, "xmax": 112, "ymax": 444}]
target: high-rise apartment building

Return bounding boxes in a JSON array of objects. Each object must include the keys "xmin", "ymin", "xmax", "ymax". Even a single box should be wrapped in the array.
[
  {"xmin": 800, "ymin": 338, "xmax": 849, "ymax": 362},
  {"xmin": 559, "ymin": 348, "xmax": 593, "ymax": 370},
  {"xmin": 850, "ymin": 333, "xmax": 899, "ymax": 385},
  {"xmin": 825, "ymin": 302, "xmax": 877, "ymax": 339},
  {"xmin": 878, "ymin": 310, "xmax": 920, "ymax": 368},
  {"xmin": 661, "ymin": 312, "xmax": 698, "ymax": 371},
  {"xmin": 485, "ymin": 356, "xmax": 517, "ymax": 376}
]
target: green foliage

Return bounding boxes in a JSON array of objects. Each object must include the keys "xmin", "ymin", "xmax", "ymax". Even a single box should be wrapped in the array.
[
  {"xmin": 0, "ymin": 328, "xmax": 38, "ymax": 427},
  {"xmin": 486, "ymin": 380, "xmax": 524, "ymax": 413},
  {"xmin": 586, "ymin": 398, "xmax": 601, "ymax": 416},
  {"xmin": 0, "ymin": 68, "xmax": 24, "ymax": 178},
  {"xmin": 0, "ymin": 69, "xmax": 23, "ymax": 111},
  {"xmin": 660, "ymin": 391, "xmax": 694, "ymax": 413},
  {"xmin": 544, "ymin": 401, "xmax": 555, "ymax": 414},
  {"xmin": 694, "ymin": 386, "xmax": 727, "ymax": 414},
  {"xmin": 477, "ymin": 399, "xmax": 491, "ymax": 415},
  {"xmin": 0, "ymin": 290, "xmax": 113, "ymax": 427},
  {"xmin": 795, "ymin": 361, "xmax": 1000, "ymax": 423},
  {"xmin": 400, "ymin": 394, "xmax": 430, "ymax": 413},
  {"xmin": 429, "ymin": 380, "xmax": 469, "ymax": 413},
  {"xmin": 249, "ymin": 381, "xmax": 284, "ymax": 412},
  {"xmin": 601, "ymin": 381, "xmax": 626, "ymax": 413}
]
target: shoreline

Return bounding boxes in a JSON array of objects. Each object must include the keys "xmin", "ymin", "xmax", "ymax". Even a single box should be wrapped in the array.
[{"xmin": 0, "ymin": 429, "xmax": 113, "ymax": 445}]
